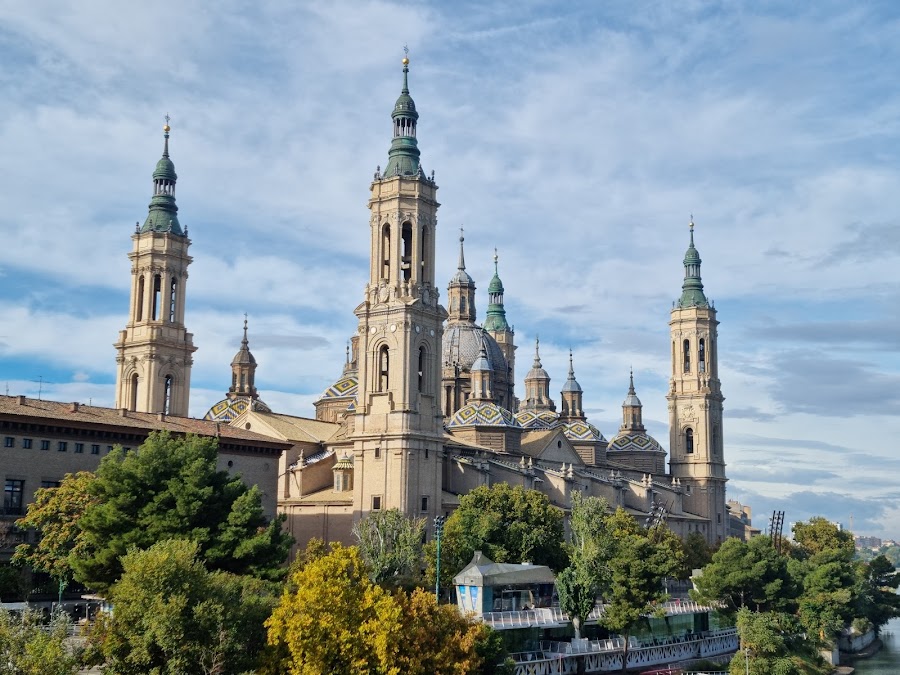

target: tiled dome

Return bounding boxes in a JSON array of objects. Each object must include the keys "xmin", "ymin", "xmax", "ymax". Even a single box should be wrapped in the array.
[{"xmin": 447, "ymin": 401, "xmax": 520, "ymax": 428}]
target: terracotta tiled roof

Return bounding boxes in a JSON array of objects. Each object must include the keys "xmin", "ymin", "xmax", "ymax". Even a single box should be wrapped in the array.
[{"xmin": 0, "ymin": 395, "xmax": 289, "ymax": 448}]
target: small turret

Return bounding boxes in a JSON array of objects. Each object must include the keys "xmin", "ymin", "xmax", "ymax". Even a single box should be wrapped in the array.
[
  {"xmin": 522, "ymin": 337, "xmax": 555, "ymax": 412},
  {"xmin": 383, "ymin": 53, "xmax": 421, "ymax": 177},
  {"xmin": 483, "ymin": 249, "xmax": 510, "ymax": 332},
  {"xmin": 229, "ymin": 316, "xmax": 258, "ymax": 400},
  {"xmin": 677, "ymin": 218, "xmax": 708, "ymax": 308},
  {"xmin": 559, "ymin": 350, "xmax": 585, "ymax": 421},
  {"xmin": 620, "ymin": 368, "xmax": 644, "ymax": 432},
  {"xmin": 141, "ymin": 117, "xmax": 184, "ymax": 235},
  {"xmin": 447, "ymin": 228, "xmax": 476, "ymax": 324}
]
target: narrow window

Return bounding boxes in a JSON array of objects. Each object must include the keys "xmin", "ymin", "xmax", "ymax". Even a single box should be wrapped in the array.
[
  {"xmin": 4, "ymin": 479, "xmax": 25, "ymax": 516},
  {"xmin": 74, "ymin": 443, "xmax": 84, "ymax": 454},
  {"xmin": 699, "ymin": 338, "xmax": 706, "ymax": 373},
  {"xmin": 418, "ymin": 346, "xmax": 426, "ymax": 392},
  {"xmin": 382, "ymin": 224, "xmax": 391, "ymax": 280},
  {"xmin": 91, "ymin": 444, "xmax": 100, "ymax": 455},
  {"xmin": 421, "ymin": 496, "xmax": 429, "ymax": 512},
  {"xmin": 130, "ymin": 373, "xmax": 139, "ymax": 412},
  {"xmin": 425, "ymin": 448, "xmax": 429, "ymax": 459},
  {"xmin": 136, "ymin": 276, "xmax": 145, "ymax": 321},
  {"xmin": 232, "ymin": 373, "xmax": 237, "ymax": 389},
  {"xmin": 22, "ymin": 438, "xmax": 32, "ymax": 449},
  {"xmin": 58, "ymin": 441, "xmax": 67, "ymax": 452},
  {"xmin": 41, "ymin": 480, "xmax": 61, "ymax": 489},
  {"xmin": 3, "ymin": 437, "xmax": 13, "ymax": 448},
  {"xmin": 151, "ymin": 274, "xmax": 161, "ymax": 320},
  {"xmin": 169, "ymin": 277, "xmax": 177, "ymax": 322},
  {"xmin": 421, "ymin": 226, "xmax": 428, "ymax": 279},
  {"xmin": 40, "ymin": 440, "xmax": 50, "ymax": 451},
  {"xmin": 374, "ymin": 447, "xmax": 382, "ymax": 459},
  {"xmin": 685, "ymin": 428, "xmax": 694, "ymax": 454},
  {"xmin": 372, "ymin": 495, "xmax": 382, "ymax": 511},
  {"xmin": 378, "ymin": 346, "xmax": 390, "ymax": 392},
  {"xmin": 683, "ymin": 339, "xmax": 691, "ymax": 373},
  {"xmin": 401, "ymin": 222, "xmax": 412, "ymax": 281},
  {"xmin": 163, "ymin": 375, "xmax": 173, "ymax": 415}
]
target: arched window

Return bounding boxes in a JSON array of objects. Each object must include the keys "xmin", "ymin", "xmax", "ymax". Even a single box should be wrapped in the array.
[
  {"xmin": 232, "ymin": 373, "xmax": 237, "ymax": 389},
  {"xmin": 136, "ymin": 276, "xmax": 145, "ymax": 321},
  {"xmin": 381, "ymin": 224, "xmax": 390, "ymax": 280},
  {"xmin": 378, "ymin": 345, "xmax": 390, "ymax": 392},
  {"xmin": 418, "ymin": 346, "xmax": 426, "ymax": 392},
  {"xmin": 685, "ymin": 428, "xmax": 694, "ymax": 454},
  {"xmin": 151, "ymin": 275, "xmax": 162, "ymax": 321},
  {"xmin": 169, "ymin": 277, "xmax": 177, "ymax": 323},
  {"xmin": 401, "ymin": 222, "xmax": 412, "ymax": 281},
  {"xmin": 130, "ymin": 373, "xmax": 139, "ymax": 411},
  {"xmin": 163, "ymin": 375, "xmax": 173, "ymax": 415},
  {"xmin": 699, "ymin": 338, "xmax": 706, "ymax": 373},
  {"xmin": 683, "ymin": 339, "xmax": 691, "ymax": 373},
  {"xmin": 240, "ymin": 373, "xmax": 246, "ymax": 389}
]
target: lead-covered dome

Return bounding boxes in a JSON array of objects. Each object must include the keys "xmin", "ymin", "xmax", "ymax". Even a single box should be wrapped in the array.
[{"xmin": 443, "ymin": 325, "xmax": 508, "ymax": 375}]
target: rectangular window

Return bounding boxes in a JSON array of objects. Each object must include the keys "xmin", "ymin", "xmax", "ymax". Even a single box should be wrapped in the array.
[
  {"xmin": 74, "ymin": 443, "xmax": 84, "ymax": 454},
  {"xmin": 374, "ymin": 447, "xmax": 381, "ymax": 459},
  {"xmin": 58, "ymin": 441, "xmax": 68, "ymax": 452},
  {"xmin": 107, "ymin": 445, "xmax": 113, "ymax": 453},
  {"xmin": 91, "ymin": 444, "xmax": 100, "ymax": 455},
  {"xmin": 372, "ymin": 495, "xmax": 382, "ymax": 511},
  {"xmin": 424, "ymin": 448, "xmax": 429, "ymax": 459},
  {"xmin": 40, "ymin": 480, "xmax": 61, "ymax": 489},
  {"xmin": 3, "ymin": 437, "xmax": 13, "ymax": 448},
  {"xmin": 22, "ymin": 438, "xmax": 32, "ymax": 449},
  {"xmin": 420, "ymin": 496, "xmax": 429, "ymax": 512},
  {"xmin": 40, "ymin": 440, "xmax": 50, "ymax": 451},
  {"xmin": 4, "ymin": 479, "xmax": 24, "ymax": 516}
]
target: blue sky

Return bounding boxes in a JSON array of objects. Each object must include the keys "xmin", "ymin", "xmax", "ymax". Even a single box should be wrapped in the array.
[{"xmin": 2, "ymin": 1, "xmax": 899, "ymax": 539}]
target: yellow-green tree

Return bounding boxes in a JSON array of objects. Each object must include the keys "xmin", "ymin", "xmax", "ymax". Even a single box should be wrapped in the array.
[
  {"xmin": 265, "ymin": 543, "xmax": 509, "ymax": 675},
  {"xmin": 13, "ymin": 471, "xmax": 97, "ymax": 590}
]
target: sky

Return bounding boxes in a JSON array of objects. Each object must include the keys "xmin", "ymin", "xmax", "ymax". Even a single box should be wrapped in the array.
[{"xmin": 1, "ymin": 1, "xmax": 899, "ymax": 539}]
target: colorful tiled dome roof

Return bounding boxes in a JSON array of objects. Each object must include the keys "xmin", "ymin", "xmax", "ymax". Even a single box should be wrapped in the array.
[
  {"xmin": 319, "ymin": 374, "xmax": 358, "ymax": 400},
  {"xmin": 447, "ymin": 401, "xmax": 520, "ymax": 428},
  {"xmin": 515, "ymin": 409, "xmax": 561, "ymax": 429},
  {"xmin": 562, "ymin": 421, "xmax": 606, "ymax": 442},
  {"xmin": 204, "ymin": 396, "xmax": 271, "ymax": 422},
  {"xmin": 607, "ymin": 433, "xmax": 665, "ymax": 453}
]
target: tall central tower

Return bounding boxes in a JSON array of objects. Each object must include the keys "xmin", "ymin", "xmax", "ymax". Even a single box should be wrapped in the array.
[
  {"xmin": 114, "ymin": 122, "xmax": 196, "ymax": 416},
  {"xmin": 667, "ymin": 221, "xmax": 727, "ymax": 544},
  {"xmin": 352, "ymin": 56, "xmax": 447, "ymax": 527}
]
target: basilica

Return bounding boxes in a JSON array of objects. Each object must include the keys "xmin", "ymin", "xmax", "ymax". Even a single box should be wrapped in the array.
[{"xmin": 3, "ymin": 57, "xmax": 730, "ymax": 553}]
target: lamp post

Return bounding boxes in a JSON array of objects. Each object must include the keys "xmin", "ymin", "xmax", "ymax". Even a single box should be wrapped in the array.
[
  {"xmin": 434, "ymin": 515, "xmax": 445, "ymax": 602},
  {"xmin": 744, "ymin": 646, "xmax": 751, "ymax": 675}
]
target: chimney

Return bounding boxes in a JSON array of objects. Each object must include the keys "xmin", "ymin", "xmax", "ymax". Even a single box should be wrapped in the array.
[
  {"xmin": 16, "ymin": 395, "xmax": 25, "ymax": 405},
  {"xmin": 71, "ymin": 402, "xmax": 80, "ymax": 413},
  {"xmin": 157, "ymin": 412, "xmax": 165, "ymax": 422},
  {"xmin": 119, "ymin": 408, "xmax": 128, "ymax": 417}
]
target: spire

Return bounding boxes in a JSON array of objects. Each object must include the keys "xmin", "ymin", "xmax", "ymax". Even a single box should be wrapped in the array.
[
  {"xmin": 561, "ymin": 350, "xmax": 582, "ymax": 393},
  {"xmin": 484, "ymin": 248, "xmax": 510, "ymax": 332},
  {"xmin": 229, "ymin": 314, "xmax": 258, "ymax": 400},
  {"xmin": 447, "ymin": 227, "xmax": 476, "ymax": 324},
  {"xmin": 141, "ymin": 116, "xmax": 184, "ymax": 235},
  {"xmin": 621, "ymin": 368, "xmax": 644, "ymax": 432},
  {"xmin": 469, "ymin": 337, "xmax": 494, "ymax": 402},
  {"xmin": 383, "ymin": 51, "xmax": 421, "ymax": 178},
  {"xmin": 451, "ymin": 227, "xmax": 473, "ymax": 285},
  {"xmin": 560, "ymin": 349, "xmax": 584, "ymax": 420},
  {"xmin": 523, "ymin": 336, "xmax": 555, "ymax": 412},
  {"xmin": 677, "ymin": 217, "xmax": 708, "ymax": 308}
]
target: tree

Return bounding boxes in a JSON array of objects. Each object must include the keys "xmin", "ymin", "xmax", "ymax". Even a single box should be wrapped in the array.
[
  {"xmin": 352, "ymin": 508, "xmax": 425, "ymax": 586},
  {"xmin": 73, "ymin": 431, "xmax": 293, "ymax": 592},
  {"xmin": 680, "ymin": 531, "xmax": 714, "ymax": 579},
  {"xmin": 856, "ymin": 554, "xmax": 900, "ymax": 634},
  {"xmin": 0, "ymin": 607, "xmax": 82, "ymax": 675},
  {"xmin": 265, "ymin": 543, "xmax": 508, "ymax": 675},
  {"xmin": 426, "ymin": 483, "xmax": 567, "ymax": 590},
  {"xmin": 557, "ymin": 493, "xmax": 612, "ymax": 639},
  {"xmin": 91, "ymin": 538, "xmax": 276, "ymax": 675},
  {"xmin": 729, "ymin": 608, "xmax": 825, "ymax": 675},
  {"xmin": 792, "ymin": 518, "xmax": 855, "ymax": 560},
  {"xmin": 692, "ymin": 536, "xmax": 796, "ymax": 615},
  {"xmin": 598, "ymin": 509, "xmax": 683, "ymax": 671},
  {"xmin": 13, "ymin": 471, "xmax": 97, "ymax": 591}
]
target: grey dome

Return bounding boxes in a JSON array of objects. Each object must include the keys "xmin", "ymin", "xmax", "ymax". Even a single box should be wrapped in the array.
[{"xmin": 443, "ymin": 325, "xmax": 507, "ymax": 375}]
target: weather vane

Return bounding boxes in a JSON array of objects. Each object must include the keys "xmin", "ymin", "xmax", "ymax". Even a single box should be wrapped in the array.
[{"xmin": 403, "ymin": 44, "xmax": 409, "ymax": 57}]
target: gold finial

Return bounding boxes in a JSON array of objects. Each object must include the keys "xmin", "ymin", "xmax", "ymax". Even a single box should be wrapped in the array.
[
  {"xmin": 163, "ymin": 113, "xmax": 171, "ymax": 133},
  {"xmin": 402, "ymin": 44, "xmax": 409, "ymax": 65}
]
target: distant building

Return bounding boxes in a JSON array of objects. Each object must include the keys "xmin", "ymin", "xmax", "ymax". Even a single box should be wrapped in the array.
[
  {"xmin": 727, "ymin": 500, "xmax": 760, "ymax": 540},
  {"xmin": 855, "ymin": 535, "xmax": 883, "ymax": 550}
]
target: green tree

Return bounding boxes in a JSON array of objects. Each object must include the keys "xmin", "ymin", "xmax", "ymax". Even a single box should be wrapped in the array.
[
  {"xmin": 91, "ymin": 538, "xmax": 275, "ymax": 675},
  {"xmin": 426, "ymin": 483, "xmax": 567, "ymax": 590},
  {"xmin": 13, "ymin": 471, "xmax": 97, "ymax": 591},
  {"xmin": 352, "ymin": 508, "xmax": 425, "ymax": 587},
  {"xmin": 729, "ymin": 608, "xmax": 827, "ymax": 675},
  {"xmin": 857, "ymin": 554, "xmax": 900, "ymax": 633},
  {"xmin": 556, "ymin": 493, "xmax": 612, "ymax": 639},
  {"xmin": 73, "ymin": 431, "xmax": 292, "ymax": 592},
  {"xmin": 598, "ymin": 509, "xmax": 684, "ymax": 671},
  {"xmin": 0, "ymin": 607, "xmax": 82, "ymax": 675},
  {"xmin": 692, "ymin": 536, "xmax": 796, "ymax": 615},
  {"xmin": 265, "ymin": 543, "xmax": 504, "ymax": 675},
  {"xmin": 680, "ymin": 531, "xmax": 714, "ymax": 579},
  {"xmin": 791, "ymin": 518, "xmax": 855, "ymax": 560}
]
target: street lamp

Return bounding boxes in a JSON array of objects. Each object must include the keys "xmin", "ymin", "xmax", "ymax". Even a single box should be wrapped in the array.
[
  {"xmin": 744, "ymin": 646, "xmax": 751, "ymax": 675},
  {"xmin": 434, "ymin": 515, "xmax": 445, "ymax": 602}
]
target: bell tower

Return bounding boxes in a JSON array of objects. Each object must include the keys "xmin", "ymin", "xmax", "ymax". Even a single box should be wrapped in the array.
[
  {"xmin": 667, "ymin": 220, "xmax": 727, "ymax": 544},
  {"xmin": 352, "ymin": 54, "xmax": 447, "ymax": 525},
  {"xmin": 114, "ymin": 120, "xmax": 196, "ymax": 416}
]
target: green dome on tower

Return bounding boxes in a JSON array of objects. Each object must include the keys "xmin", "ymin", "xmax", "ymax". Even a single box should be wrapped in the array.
[
  {"xmin": 383, "ymin": 54, "xmax": 422, "ymax": 178},
  {"xmin": 677, "ymin": 219, "xmax": 708, "ymax": 308},
  {"xmin": 141, "ymin": 120, "xmax": 184, "ymax": 236},
  {"xmin": 484, "ymin": 249, "xmax": 510, "ymax": 332}
]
